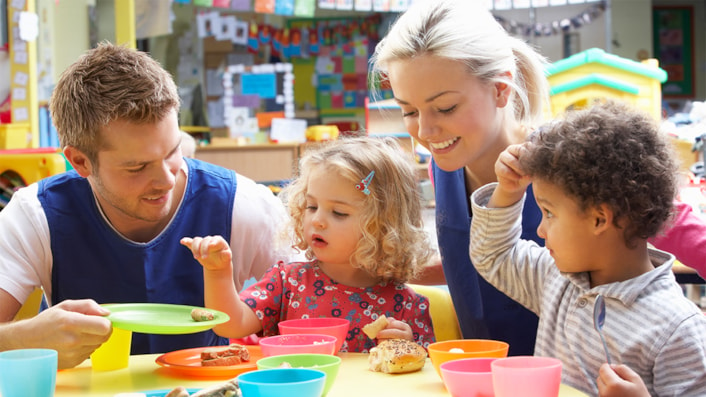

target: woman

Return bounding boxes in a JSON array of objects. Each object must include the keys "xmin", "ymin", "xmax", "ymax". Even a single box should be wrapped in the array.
[{"xmin": 370, "ymin": 0, "xmax": 706, "ymax": 356}]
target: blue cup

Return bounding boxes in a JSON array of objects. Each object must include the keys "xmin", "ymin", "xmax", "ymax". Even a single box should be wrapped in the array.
[{"xmin": 0, "ymin": 348, "xmax": 58, "ymax": 397}]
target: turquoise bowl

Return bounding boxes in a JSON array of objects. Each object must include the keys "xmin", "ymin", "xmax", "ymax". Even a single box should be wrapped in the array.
[{"xmin": 237, "ymin": 368, "xmax": 326, "ymax": 397}]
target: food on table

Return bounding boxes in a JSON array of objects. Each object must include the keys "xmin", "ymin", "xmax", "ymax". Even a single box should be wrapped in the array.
[
  {"xmin": 362, "ymin": 314, "xmax": 389, "ymax": 339},
  {"xmin": 200, "ymin": 343, "xmax": 250, "ymax": 366},
  {"xmin": 165, "ymin": 379, "xmax": 241, "ymax": 397},
  {"xmin": 368, "ymin": 338, "xmax": 427, "ymax": 374},
  {"xmin": 191, "ymin": 308, "xmax": 215, "ymax": 322}
]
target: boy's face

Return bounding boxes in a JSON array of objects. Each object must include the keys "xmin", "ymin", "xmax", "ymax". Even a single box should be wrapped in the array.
[
  {"xmin": 532, "ymin": 179, "xmax": 600, "ymax": 273},
  {"xmin": 302, "ymin": 167, "xmax": 365, "ymax": 268}
]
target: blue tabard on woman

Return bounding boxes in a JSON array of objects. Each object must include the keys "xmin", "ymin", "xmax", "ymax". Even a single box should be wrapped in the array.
[
  {"xmin": 432, "ymin": 160, "xmax": 542, "ymax": 356},
  {"xmin": 38, "ymin": 158, "xmax": 234, "ymax": 354}
]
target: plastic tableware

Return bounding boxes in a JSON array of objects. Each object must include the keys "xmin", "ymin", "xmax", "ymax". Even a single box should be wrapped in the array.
[
  {"xmin": 102, "ymin": 303, "xmax": 229, "ymax": 334},
  {"xmin": 155, "ymin": 345, "xmax": 263, "ymax": 378},
  {"xmin": 491, "ymin": 356, "xmax": 563, "ymax": 397},
  {"xmin": 440, "ymin": 358, "xmax": 497, "ymax": 397},
  {"xmin": 257, "ymin": 353, "xmax": 342, "ymax": 396},
  {"xmin": 278, "ymin": 317, "xmax": 350, "ymax": 353},
  {"xmin": 0, "ymin": 348, "xmax": 58, "ymax": 397},
  {"xmin": 259, "ymin": 334, "xmax": 337, "ymax": 357},
  {"xmin": 427, "ymin": 339, "xmax": 509, "ymax": 378},
  {"xmin": 91, "ymin": 326, "xmax": 133, "ymax": 371},
  {"xmin": 237, "ymin": 368, "xmax": 326, "ymax": 397}
]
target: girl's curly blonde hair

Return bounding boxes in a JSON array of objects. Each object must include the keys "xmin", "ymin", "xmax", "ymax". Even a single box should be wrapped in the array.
[{"xmin": 280, "ymin": 137, "xmax": 435, "ymax": 283}]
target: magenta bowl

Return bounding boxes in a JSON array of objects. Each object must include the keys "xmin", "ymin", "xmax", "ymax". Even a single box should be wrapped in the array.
[
  {"xmin": 278, "ymin": 318, "xmax": 350, "ymax": 353},
  {"xmin": 259, "ymin": 334, "xmax": 337, "ymax": 357}
]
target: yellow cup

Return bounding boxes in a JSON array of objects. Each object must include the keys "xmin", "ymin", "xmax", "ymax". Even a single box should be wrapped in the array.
[{"xmin": 90, "ymin": 327, "xmax": 132, "ymax": 371}]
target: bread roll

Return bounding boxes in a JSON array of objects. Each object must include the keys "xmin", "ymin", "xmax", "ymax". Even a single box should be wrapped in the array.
[
  {"xmin": 368, "ymin": 339, "xmax": 427, "ymax": 374},
  {"xmin": 362, "ymin": 315, "xmax": 389, "ymax": 339}
]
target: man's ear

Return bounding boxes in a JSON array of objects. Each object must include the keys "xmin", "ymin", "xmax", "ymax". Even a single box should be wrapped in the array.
[
  {"xmin": 494, "ymin": 71, "xmax": 513, "ymax": 108},
  {"xmin": 63, "ymin": 146, "xmax": 92, "ymax": 178},
  {"xmin": 591, "ymin": 203, "xmax": 613, "ymax": 234}
]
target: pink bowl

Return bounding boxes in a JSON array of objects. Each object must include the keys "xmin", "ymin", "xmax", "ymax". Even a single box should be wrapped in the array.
[
  {"xmin": 278, "ymin": 318, "xmax": 350, "ymax": 353},
  {"xmin": 440, "ymin": 358, "xmax": 497, "ymax": 397},
  {"xmin": 259, "ymin": 334, "xmax": 337, "ymax": 357},
  {"xmin": 491, "ymin": 356, "xmax": 562, "ymax": 397}
]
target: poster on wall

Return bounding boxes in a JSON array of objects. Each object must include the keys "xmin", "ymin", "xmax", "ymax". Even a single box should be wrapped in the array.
[{"xmin": 652, "ymin": 6, "xmax": 694, "ymax": 98}]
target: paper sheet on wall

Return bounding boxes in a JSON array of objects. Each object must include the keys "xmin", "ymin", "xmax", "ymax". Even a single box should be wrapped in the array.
[
  {"xmin": 13, "ymin": 107, "xmax": 28, "ymax": 121},
  {"xmin": 10, "ymin": 0, "xmax": 26, "ymax": 11},
  {"xmin": 196, "ymin": 11, "xmax": 221, "ymax": 38},
  {"xmin": 12, "ymin": 88, "xmax": 26, "ymax": 101},
  {"xmin": 13, "ymin": 50, "xmax": 27, "ymax": 64},
  {"xmin": 354, "ymin": 0, "xmax": 372, "ymax": 11},
  {"xmin": 14, "ymin": 71, "xmax": 28, "ymax": 85},
  {"xmin": 207, "ymin": 100, "xmax": 225, "ymax": 127},
  {"xmin": 18, "ymin": 12, "xmax": 38, "ymax": 41},
  {"xmin": 270, "ymin": 118, "xmax": 307, "ymax": 143},
  {"xmin": 206, "ymin": 69, "xmax": 225, "ymax": 97},
  {"xmin": 241, "ymin": 73, "xmax": 276, "ymax": 99},
  {"xmin": 135, "ymin": 0, "xmax": 172, "ymax": 39}
]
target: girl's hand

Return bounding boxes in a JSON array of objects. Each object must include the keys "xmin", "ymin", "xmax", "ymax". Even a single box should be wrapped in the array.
[
  {"xmin": 597, "ymin": 363, "xmax": 650, "ymax": 397},
  {"xmin": 180, "ymin": 235, "xmax": 233, "ymax": 272},
  {"xmin": 375, "ymin": 317, "xmax": 414, "ymax": 341}
]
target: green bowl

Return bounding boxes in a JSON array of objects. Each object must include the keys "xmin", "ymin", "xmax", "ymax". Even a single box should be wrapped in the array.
[{"xmin": 256, "ymin": 353, "xmax": 341, "ymax": 396}]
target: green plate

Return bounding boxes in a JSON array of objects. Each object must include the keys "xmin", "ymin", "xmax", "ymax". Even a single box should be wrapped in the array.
[{"xmin": 103, "ymin": 303, "xmax": 229, "ymax": 334}]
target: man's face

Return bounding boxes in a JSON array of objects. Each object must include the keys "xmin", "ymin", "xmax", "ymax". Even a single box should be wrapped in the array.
[{"xmin": 87, "ymin": 111, "xmax": 184, "ymax": 238}]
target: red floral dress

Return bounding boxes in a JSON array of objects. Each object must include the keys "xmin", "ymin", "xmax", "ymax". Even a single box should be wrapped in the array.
[{"xmin": 239, "ymin": 261, "xmax": 435, "ymax": 352}]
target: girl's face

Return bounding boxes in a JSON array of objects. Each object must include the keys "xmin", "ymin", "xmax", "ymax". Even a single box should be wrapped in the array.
[
  {"xmin": 386, "ymin": 54, "xmax": 511, "ymax": 172},
  {"xmin": 303, "ymin": 167, "xmax": 365, "ymax": 267}
]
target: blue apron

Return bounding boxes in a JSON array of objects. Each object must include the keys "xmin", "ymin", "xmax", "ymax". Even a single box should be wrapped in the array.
[
  {"xmin": 38, "ymin": 158, "xmax": 235, "ymax": 354},
  {"xmin": 432, "ymin": 160, "xmax": 541, "ymax": 356}
]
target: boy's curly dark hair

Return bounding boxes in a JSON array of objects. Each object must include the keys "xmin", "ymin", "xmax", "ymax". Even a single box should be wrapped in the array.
[{"xmin": 520, "ymin": 100, "xmax": 678, "ymax": 247}]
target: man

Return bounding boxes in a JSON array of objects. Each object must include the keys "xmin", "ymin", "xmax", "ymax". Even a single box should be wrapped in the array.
[{"xmin": 0, "ymin": 42, "xmax": 288, "ymax": 369}]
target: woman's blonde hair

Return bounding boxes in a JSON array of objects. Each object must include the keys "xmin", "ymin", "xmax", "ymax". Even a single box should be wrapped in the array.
[
  {"xmin": 370, "ymin": 0, "xmax": 549, "ymax": 128},
  {"xmin": 281, "ymin": 137, "xmax": 435, "ymax": 283}
]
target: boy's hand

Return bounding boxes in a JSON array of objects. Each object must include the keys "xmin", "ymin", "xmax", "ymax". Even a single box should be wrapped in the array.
[
  {"xmin": 489, "ymin": 143, "xmax": 532, "ymax": 208},
  {"xmin": 180, "ymin": 236, "xmax": 233, "ymax": 272},
  {"xmin": 597, "ymin": 363, "xmax": 650, "ymax": 397}
]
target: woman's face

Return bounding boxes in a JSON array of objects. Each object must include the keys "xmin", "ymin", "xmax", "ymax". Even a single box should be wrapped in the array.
[{"xmin": 386, "ymin": 54, "xmax": 509, "ymax": 172}]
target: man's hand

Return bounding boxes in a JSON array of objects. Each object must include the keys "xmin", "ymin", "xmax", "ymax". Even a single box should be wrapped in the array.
[{"xmin": 8, "ymin": 299, "xmax": 112, "ymax": 369}]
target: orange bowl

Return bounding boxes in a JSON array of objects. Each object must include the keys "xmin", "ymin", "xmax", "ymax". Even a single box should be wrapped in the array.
[{"xmin": 428, "ymin": 339, "xmax": 509, "ymax": 378}]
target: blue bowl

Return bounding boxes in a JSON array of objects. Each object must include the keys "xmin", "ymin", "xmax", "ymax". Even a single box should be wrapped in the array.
[{"xmin": 237, "ymin": 368, "xmax": 326, "ymax": 397}]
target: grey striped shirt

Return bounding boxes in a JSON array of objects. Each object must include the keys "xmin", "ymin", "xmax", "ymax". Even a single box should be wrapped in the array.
[{"xmin": 470, "ymin": 183, "xmax": 706, "ymax": 396}]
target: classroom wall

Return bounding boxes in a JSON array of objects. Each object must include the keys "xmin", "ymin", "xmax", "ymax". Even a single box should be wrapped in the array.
[{"xmin": 19, "ymin": 0, "xmax": 706, "ymax": 103}]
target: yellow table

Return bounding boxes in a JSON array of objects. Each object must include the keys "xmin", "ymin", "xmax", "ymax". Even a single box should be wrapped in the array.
[{"xmin": 46, "ymin": 353, "xmax": 588, "ymax": 397}]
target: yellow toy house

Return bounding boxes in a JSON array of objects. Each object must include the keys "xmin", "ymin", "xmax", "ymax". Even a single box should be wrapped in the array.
[{"xmin": 545, "ymin": 48, "xmax": 667, "ymax": 120}]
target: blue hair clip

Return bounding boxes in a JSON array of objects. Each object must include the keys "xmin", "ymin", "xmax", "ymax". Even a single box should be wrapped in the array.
[{"xmin": 355, "ymin": 171, "xmax": 375, "ymax": 195}]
